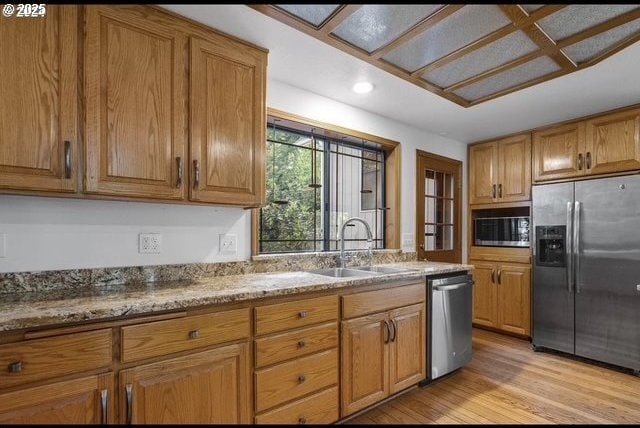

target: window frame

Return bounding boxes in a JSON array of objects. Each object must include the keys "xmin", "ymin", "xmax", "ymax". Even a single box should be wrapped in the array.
[{"xmin": 252, "ymin": 108, "xmax": 401, "ymax": 256}]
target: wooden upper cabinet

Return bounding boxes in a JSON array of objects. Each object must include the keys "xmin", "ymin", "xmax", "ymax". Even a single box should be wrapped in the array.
[
  {"xmin": 469, "ymin": 142, "xmax": 498, "ymax": 205},
  {"xmin": 84, "ymin": 6, "xmax": 187, "ymax": 199},
  {"xmin": 190, "ymin": 35, "xmax": 266, "ymax": 206},
  {"xmin": 585, "ymin": 108, "xmax": 640, "ymax": 175},
  {"xmin": 0, "ymin": 6, "xmax": 78, "ymax": 192},
  {"xmin": 533, "ymin": 122, "xmax": 585, "ymax": 182},
  {"xmin": 498, "ymin": 134, "xmax": 531, "ymax": 202},
  {"xmin": 470, "ymin": 134, "xmax": 530, "ymax": 205}
]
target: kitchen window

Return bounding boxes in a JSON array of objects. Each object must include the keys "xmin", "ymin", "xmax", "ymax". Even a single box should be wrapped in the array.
[{"xmin": 255, "ymin": 110, "xmax": 400, "ymax": 255}]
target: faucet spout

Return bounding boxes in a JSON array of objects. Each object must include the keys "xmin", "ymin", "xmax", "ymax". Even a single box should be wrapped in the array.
[{"xmin": 338, "ymin": 217, "xmax": 374, "ymax": 268}]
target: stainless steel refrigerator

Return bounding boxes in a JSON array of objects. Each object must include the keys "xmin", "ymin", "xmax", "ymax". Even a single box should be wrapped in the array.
[{"xmin": 532, "ymin": 175, "xmax": 640, "ymax": 372}]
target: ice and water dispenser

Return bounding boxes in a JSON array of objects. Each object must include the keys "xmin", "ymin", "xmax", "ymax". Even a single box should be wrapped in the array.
[{"xmin": 535, "ymin": 225, "xmax": 566, "ymax": 267}]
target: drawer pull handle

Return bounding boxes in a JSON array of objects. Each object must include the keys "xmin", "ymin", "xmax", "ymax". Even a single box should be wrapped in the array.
[
  {"xmin": 8, "ymin": 361, "xmax": 22, "ymax": 373},
  {"xmin": 298, "ymin": 311, "xmax": 307, "ymax": 319},
  {"xmin": 298, "ymin": 416, "xmax": 307, "ymax": 424},
  {"xmin": 297, "ymin": 340, "xmax": 306, "ymax": 348},
  {"xmin": 189, "ymin": 330, "xmax": 200, "ymax": 339},
  {"xmin": 297, "ymin": 374, "xmax": 306, "ymax": 384}
]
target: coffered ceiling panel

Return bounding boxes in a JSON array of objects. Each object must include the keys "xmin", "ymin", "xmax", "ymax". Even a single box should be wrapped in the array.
[
  {"xmin": 332, "ymin": 4, "xmax": 444, "ymax": 53},
  {"xmin": 275, "ymin": 4, "xmax": 340, "ymax": 27},
  {"xmin": 251, "ymin": 4, "xmax": 640, "ymax": 107},
  {"xmin": 381, "ymin": 5, "xmax": 511, "ymax": 72},
  {"xmin": 562, "ymin": 18, "xmax": 640, "ymax": 64},
  {"xmin": 452, "ymin": 55, "xmax": 561, "ymax": 102},
  {"xmin": 423, "ymin": 30, "xmax": 539, "ymax": 88}
]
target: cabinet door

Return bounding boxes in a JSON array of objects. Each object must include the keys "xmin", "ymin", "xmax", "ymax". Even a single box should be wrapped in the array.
[
  {"xmin": 585, "ymin": 108, "xmax": 640, "ymax": 175},
  {"xmin": 119, "ymin": 343, "xmax": 250, "ymax": 424},
  {"xmin": 84, "ymin": 6, "xmax": 187, "ymax": 199},
  {"xmin": 498, "ymin": 134, "xmax": 531, "ymax": 202},
  {"xmin": 496, "ymin": 263, "xmax": 531, "ymax": 337},
  {"xmin": 0, "ymin": 373, "xmax": 113, "ymax": 424},
  {"xmin": 190, "ymin": 36, "xmax": 266, "ymax": 206},
  {"xmin": 0, "ymin": 6, "xmax": 78, "ymax": 192},
  {"xmin": 533, "ymin": 122, "xmax": 585, "ymax": 182},
  {"xmin": 389, "ymin": 303, "xmax": 426, "ymax": 394},
  {"xmin": 471, "ymin": 261, "xmax": 498, "ymax": 328},
  {"xmin": 469, "ymin": 142, "xmax": 498, "ymax": 205},
  {"xmin": 341, "ymin": 312, "xmax": 389, "ymax": 417}
]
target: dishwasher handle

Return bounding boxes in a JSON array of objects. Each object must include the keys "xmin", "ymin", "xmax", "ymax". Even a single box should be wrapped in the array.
[{"xmin": 433, "ymin": 280, "xmax": 474, "ymax": 292}]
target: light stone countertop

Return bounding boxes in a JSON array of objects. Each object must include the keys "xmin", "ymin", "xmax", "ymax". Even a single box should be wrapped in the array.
[{"xmin": 0, "ymin": 261, "xmax": 472, "ymax": 332}]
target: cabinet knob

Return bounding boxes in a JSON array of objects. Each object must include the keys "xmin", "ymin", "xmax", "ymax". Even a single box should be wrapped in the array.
[
  {"xmin": 298, "ymin": 416, "xmax": 307, "ymax": 425},
  {"xmin": 297, "ymin": 340, "xmax": 306, "ymax": 348},
  {"xmin": 8, "ymin": 361, "xmax": 22, "ymax": 373},
  {"xmin": 297, "ymin": 374, "xmax": 306, "ymax": 384},
  {"xmin": 298, "ymin": 311, "xmax": 307, "ymax": 319},
  {"xmin": 189, "ymin": 330, "xmax": 200, "ymax": 339}
]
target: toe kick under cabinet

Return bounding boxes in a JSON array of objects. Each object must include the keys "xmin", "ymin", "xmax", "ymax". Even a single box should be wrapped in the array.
[{"xmin": 0, "ymin": 278, "xmax": 431, "ymax": 424}]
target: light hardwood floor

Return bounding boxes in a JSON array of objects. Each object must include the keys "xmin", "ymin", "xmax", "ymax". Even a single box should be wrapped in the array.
[{"xmin": 347, "ymin": 328, "xmax": 640, "ymax": 424}]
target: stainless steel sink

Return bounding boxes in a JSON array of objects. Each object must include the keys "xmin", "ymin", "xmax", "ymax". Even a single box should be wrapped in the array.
[
  {"xmin": 309, "ymin": 267, "xmax": 381, "ymax": 278},
  {"xmin": 351, "ymin": 266, "xmax": 420, "ymax": 274}
]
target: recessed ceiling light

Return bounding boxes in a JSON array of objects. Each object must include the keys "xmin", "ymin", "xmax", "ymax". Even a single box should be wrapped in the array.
[{"xmin": 352, "ymin": 81, "xmax": 373, "ymax": 94}]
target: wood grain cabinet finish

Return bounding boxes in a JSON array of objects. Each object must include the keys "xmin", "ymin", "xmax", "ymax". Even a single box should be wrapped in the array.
[
  {"xmin": 84, "ymin": 6, "xmax": 187, "ymax": 199},
  {"xmin": 469, "ymin": 142, "xmax": 498, "ymax": 205},
  {"xmin": 469, "ymin": 134, "xmax": 530, "ymax": 205},
  {"xmin": 0, "ymin": 5, "xmax": 78, "ymax": 192},
  {"xmin": 341, "ymin": 292, "xmax": 426, "ymax": 417},
  {"xmin": 533, "ymin": 122, "xmax": 585, "ymax": 182},
  {"xmin": 119, "ymin": 343, "xmax": 250, "ymax": 424},
  {"xmin": 471, "ymin": 259, "xmax": 531, "ymax": 337},
  {"xmin": 0, "ymin": 373, "xmax": 114, "ymax": 424},
  {"xmin": 254, "ymin": 385, "xmax": 338, "ymax": 425},
  {"xmin": 189, "ymin": 35, "xmax": 266, "ymax": 206},
  {"xmin": 585, "ymin": 108, "xmax": 640, "ymax": 175},
  {"xmin": 0, "ymin": 329, "xmax": 112, "ymax": 389}
]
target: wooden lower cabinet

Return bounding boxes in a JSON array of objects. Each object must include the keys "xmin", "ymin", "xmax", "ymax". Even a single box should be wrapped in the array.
[
  {"xmin": 471, "ymin": 259, "xmax": 531, "ymax": 337},
  {"xmin": 0, "ymin": 373, "xmax": 114, "ymax": 424},
  {"xmin": 341, "ymin": 302, "xmax": 426, "ymax": 417},
  {"xmin": 119, "ymin": 343, "xmax": 250, "ymax": 424},
  {"xmin": 255, "ymin": 386, "xmax": 338, "ymax": 424}
]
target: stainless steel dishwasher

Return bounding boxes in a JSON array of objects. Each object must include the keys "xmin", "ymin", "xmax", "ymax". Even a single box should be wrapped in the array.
[{"xmin": 427, "ymin": 273, "xmax": 474, "ymax": 381}]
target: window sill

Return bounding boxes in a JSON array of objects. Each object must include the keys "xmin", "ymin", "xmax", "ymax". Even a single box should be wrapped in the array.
[{"xmin": 251, "ymin": 248, "xmax": 402, "ymax": 262}]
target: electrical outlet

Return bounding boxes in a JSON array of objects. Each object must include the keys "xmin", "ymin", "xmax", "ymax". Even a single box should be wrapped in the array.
[
  {"xmin": 402, "ymin": 233, "xmax": 414, "ymax": 247},
  {"xmin": 139, "ymin": 233, "xmax": 162, "ymax": 254},
  {"xmin": 219, "ymin": 233, "xmax": 237, "ymax": 255}
]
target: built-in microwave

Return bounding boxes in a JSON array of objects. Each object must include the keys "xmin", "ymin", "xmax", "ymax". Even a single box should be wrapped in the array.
[{"xmin": 474, "ymin": 216, "xmax": 530, "ymax": 248}]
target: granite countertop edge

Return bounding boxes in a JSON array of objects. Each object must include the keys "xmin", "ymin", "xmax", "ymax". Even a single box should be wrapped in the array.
[{"xmin": 0, "ymin": 261, "xmax": 473, "ymax": 332}]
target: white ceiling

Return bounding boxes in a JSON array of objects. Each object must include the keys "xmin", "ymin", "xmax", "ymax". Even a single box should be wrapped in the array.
[{"xmin": 162, "ymin": 4, "xmax": 640, "ymax": 143}]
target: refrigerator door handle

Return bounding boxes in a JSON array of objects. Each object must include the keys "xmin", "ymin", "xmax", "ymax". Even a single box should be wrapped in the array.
[
  {"xmin": 574, "ymin": 201, "xmax": 581, "ymax": 293},
  {"xmin": 566, "ymin": 201, "xmax": 573, "ymax": 293}
]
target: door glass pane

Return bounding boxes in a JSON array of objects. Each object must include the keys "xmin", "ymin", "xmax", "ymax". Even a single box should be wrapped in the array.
[
  {"xmin": 443, "ymin": 226, "xmax": 453, "ymax": 250},
  {"xmin": 425, "ymin": 224, "xmax": 435, "ymax": 250},
  {"xmin": 422, "ymin": 164, "xmax": 456, "ymax": 253}
]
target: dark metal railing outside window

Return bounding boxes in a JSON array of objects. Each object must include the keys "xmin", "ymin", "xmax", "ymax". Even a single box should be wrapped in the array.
[{"xmin": 259, "ymin": 120, "xmax": 386, "ymax": 254}]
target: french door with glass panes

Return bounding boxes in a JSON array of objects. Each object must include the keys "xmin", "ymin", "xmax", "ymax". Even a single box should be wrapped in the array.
[{"xmin": 416, "ymin": 151, "xmax": 462, "ymax": 263}]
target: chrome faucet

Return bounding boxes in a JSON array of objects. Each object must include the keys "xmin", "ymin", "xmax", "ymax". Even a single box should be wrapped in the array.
[{"xmin": 338, "ymin": 217, "xmax": 373, "ymax": 269}]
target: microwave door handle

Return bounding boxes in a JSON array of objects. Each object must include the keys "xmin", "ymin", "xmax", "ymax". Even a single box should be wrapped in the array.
[{"xmin": 566, "ymin": 201, "xmax": 573, "ymax": 293}]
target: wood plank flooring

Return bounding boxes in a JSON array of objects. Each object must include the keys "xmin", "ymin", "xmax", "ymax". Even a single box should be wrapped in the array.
[{"xmin": 347, "ymin": 328, "xmax": 640, "ymax": 424}]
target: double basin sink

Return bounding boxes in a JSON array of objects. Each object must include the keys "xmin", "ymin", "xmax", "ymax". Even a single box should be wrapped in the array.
[{"xmin": 309, "ymin": 265, "xmax": 418, "ymax": 278}]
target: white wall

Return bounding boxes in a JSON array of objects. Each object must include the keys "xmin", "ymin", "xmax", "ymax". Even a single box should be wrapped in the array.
[{"xmin": 0, "ymin": 80, "xmax": 468, "ymax": 273}]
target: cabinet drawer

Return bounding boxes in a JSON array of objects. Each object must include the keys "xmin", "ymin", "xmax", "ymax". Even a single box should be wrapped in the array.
[
  {"xmin": 255, "ymin": 348, "xmax": 338, "ymax": 412},
  {"xmin": 254, "ymin": 295, "xmax": 338, "ymax": 336},
  {"xmin": 255, "ymin": 386, "xmax": 338, "ymax": 424},
  {"xmin": 342, "ymin": 282, "xmax": 425, "ymax": 319},
  {"xmin": 255, "ymin": 322, "xmax": 338, "ymax": 368},
  {"xmin": 121, "ymin": 308, "xmax": 249, "ymax": 363},
  {"xmin": 0, "ymin": 329, "xmax": 112, "ymax": 389}
]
